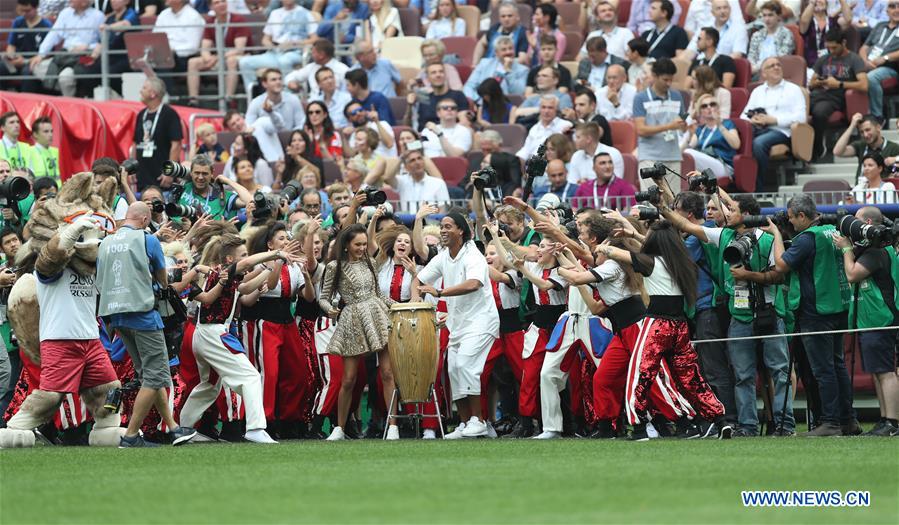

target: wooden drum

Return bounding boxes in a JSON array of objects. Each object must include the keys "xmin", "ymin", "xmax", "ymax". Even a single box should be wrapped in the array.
[{"xmin": 387, "ymin": 302, "xmax": 439, "ymax": 403}]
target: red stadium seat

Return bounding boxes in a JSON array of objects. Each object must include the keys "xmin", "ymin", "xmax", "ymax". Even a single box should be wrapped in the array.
[
  {"xmin": 455, "ymin": 63, "xmax": 473, "ymax": 84},
  {"xmin": 609, "ymin": 120, "xmax": 636, "ymax": 153},
  {"xmin": 486, "ymin": 124, "xmax": 528, "ymax": 152},
  {"xmin": 621, "ymin": 153, "xmax": 639, "ymax": 189},
  {"xmin": 397, "ymin": 7, "xmax": 422, "ymax": 37},
  {"xmin": 803, "ymin": 179, "xmax": 851, "ymax": 205},
  {"xmin": 845, "ymin": 89, "xmax": 869, "ymax": 120},
  {"xmin": 217, "ymin": 131, "xmax": 237, "ymax": 151},
  {"xmin": 556, "ymin": 2, "xmax": 584, "ymax": 33},
  {"xmin": 618, "ymin": 0, "xmax": 632, "ymax": 26},
  {"xmin": 562, "ymin": 31, "xmax": 584, "ymax": 61},
  {"xmin": 322, "ymin": 158, "xmax": 342, "ymax": 185},
  {"xmin": 733, "ymin": 57, "xmax": 751, "ymax": 89},
  {"xmin": 732, "ymin": 118, "xmax": 758, "ymax": 193},
  {"xmin": 442, "ymin": 36, "xmax": 477, "ymax": 67},
  {"xmin": 392, "ymin": 125, "xmax": 412, "ymax": 145},
  {"xmin": 431, "ymin": 156, "xmax": 468, "ymax": 187},
  {"xmin": 780, "ymin": 54, "xmax": 807, "ymax": 87},
  {"xmin": 786, "ymin": 24, "xmax": 804, "ymax": 58},
  {"xmin": 139, "ymin": 15, "xmax": 157, "ymax": 26},
  {"xmin": 382, "ymin": 186, "xmax": 401, "ymax": 203},
  {"xmin": 388, "ymin": 97, "xmax": 408, "ymax": 123},
  {"xmin": 729, "ymin": 87, "xmax": 749, "ymax": 119}
]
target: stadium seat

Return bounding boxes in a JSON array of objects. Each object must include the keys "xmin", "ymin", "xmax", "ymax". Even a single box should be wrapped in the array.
[
  {"xmin": 244, "ymin": 13, "xmax": 266, "ymax": 56},
  {"xmin": 556, "ymin": 2, "xmax": 585, "ymax": 33},
  {"xmin": 214, "ymin": 162, "xmax": 225, "ymax": 176},
  {"xmin": 397, "ymin": 7, "xmax": 422, "ymax": 37},
  {"xmin": 677, "ymin": 0, "xmax": 689, "ymax": 26},
  {"xmin": 560, "ymin": 61, "xmax": 578, "ymax": 78},
  {"xmin": 466, "ymin": 150, "xmax": 484, "ymax": 169},
  {"xmin": 432, "ymin": 156, "xmax": 468, "ymax": 187},
  {"xmin": 382, "ymin": 186, "xmax": 401, "ymax": 203},
  {"xmin": 803, "ymin": 179, "xmax": 851, "ymax": 205},
  {"xmin": 845, "ymin": 89, "xmax": 870, "ymax": 120},
  {"xmin": 729, "ymin": 87, "xmax": 749, "ymax": 119},
  {"xmin": 786, "ymin": 24, "xmax": 804, "ymax": 58},
  {"xmin": 780, "ymin": 55, "xmax": 807, "ymax": 87},
  {"xmin": 486, "ymin": 124, "xmax": 528, "ymax": 152},
  {"xmin": 618, "ymin": 0, "xmax": 632, "ymax": 25},
  {"xmin": 491, "ymin": 3, "xmax": 532, "ymax": 31},
  {"xmin": 455, "ymin": 64, "xmax": 473, "ymax": 84},
  {"xmin": 278, "ymin": 131, "xmax": 292, "ymax": 148},
  {"xmin": 457, "ymin": 5, "xmax": 481, "ymax": 38},
  {"xmin": 396, "ymin": 66, "xmax": 419, "ymax": 96},
  {"xmin": 322, "ymin": 158, "xmax": 342, "ymax": 185},
  {"xmin": 507, "ymin": 94, "xmax": 525, "ymax": 107},
  {"xmin": 730, "ymin": 119, "xmax": 758, "ymax": 193},
  {"xmin": 392, "ymin": 125, "xmax": 412, "ymax": 144},
  {"xmin": 672, "ymin": 58, "xmax": 691, "ymax": 91},
  {"xmin": 562, "ymin": 31, "xmax": 584, "ymax": 61},
  {"xmin": 139, "ymin": 15, "xmax": 157, "ymax": 26},
  {"xmin": 381, "ymin": 37, "xmax": 424, "ymax": 68},
  {"xmin": 609, "ymin": 120, "xmax": 636, "ymax": 154},
  {"xmin": 217, "ymin": 131, "xmax": 238, "ymax": 151},
  {"xmin": 388, "ymin": 97, "xmax": 408, "ymax": 123},
  {"xmin": 733, "ymin": 57, "xmax": 751, "ymax": 89},
  {"xmin": 442, "ymin": 36, "xmax": 477, "ymax": 67},
  {"xmin": 621, "ymin": 153, "xmax": 639, "ymax": 189}
]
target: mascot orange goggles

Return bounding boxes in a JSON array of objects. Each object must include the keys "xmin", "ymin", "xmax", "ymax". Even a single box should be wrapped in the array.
[{"xmin": 62, "ymin": 210, "xmax": 117, "ymax": 233}]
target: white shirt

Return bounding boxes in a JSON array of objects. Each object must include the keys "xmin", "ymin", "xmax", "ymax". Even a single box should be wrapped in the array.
[
  {"xmin": 259, "ymin": 263, "xmax": 306, "ymax": 298},
  {"xmin": 589, "ymin": 260, "xmax": 634, "ymax": 306},
  {"xmin": 285, "ymin": 58, "xmax": 349, "ymax": 99},
  {"xmin": 684, "ymin": 0, "xmax": 745, "ymax": 38},
  {"xmin": 849, "ymin": 180, "xmax": 898, "ymax": 204},
  {"xmin": 38, "ymin": 6, "xmax": 104, "ymax": 55},
  {"xmin": 310, "ymin": 89, "xmax": 353, "ymax": 129},
  {"xmin": 596, "ymin": 83, "xmax": 637, "ymax": 121},
  {"xmin": 516, "ymin": 117, "xmax": 573, "ymax": 160},
  {"xmin": 377, "ymin": 260, "xmax": 420, "ymax": 301},
  {"xmin": 425, "ymin": 17, "xmax": 467, "ymax": 40},
  {"xmin": 153, "ymin": 5, "xmax": 206, "ymax": 58},
  {"xmin": 421, "ymin": 124, "xmax": 473, "ymax": 157},
  {"xmin": 687, "ymin": 18, "xmax": 749, "ymax": 56},
  {"xmin": 393, "ymin": 173, "xmax": 450, "ymax": 213},
  {"xmin": 36, "ymin": 268, "xmax": 99, "ymax": 341},
  {"xmin": 524, "ymin": 262, "xmax": 568, "ymax": 306},
  {"xmin": 367, "ymin": 121, "xmax": 398, "ymax": 157},
  {"xmin": 417, "ymin": 242, "xmax": 500, "ymax": 341},
  {"xmin": 580, "ymin": 26, "xmax": 632, "ymax": 59},
  {"xmin": 264, "ymin": 5, "xmax": 316, "ymax": 45},
  {"xmin": 368, "ymin": 8, "xmax": 404, "ymax": 48},
  {"xmin": 243, "ymin": 116, "xmax": 284, "ymax": 162},
  {"xmin": 740, "ymin": 80, "xmax": 807, "ymax": 137},
  {"xmin": 568, "ymin": 143, "xmax": 625, "ymax": 183},
  {"xmin": 493, "ymin": 270, "xmax": 521, "ymax": 310}
]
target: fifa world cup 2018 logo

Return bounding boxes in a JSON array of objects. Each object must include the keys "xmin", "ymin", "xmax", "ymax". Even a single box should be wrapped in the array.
[{"xmin": 112, "ymin": 259, "xmax": 123, "ymax": 287}]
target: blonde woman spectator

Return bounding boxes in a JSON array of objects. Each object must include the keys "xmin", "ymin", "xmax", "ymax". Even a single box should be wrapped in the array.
[
  {"xmin": 690, "ymin": 65, "xmax": 731, "ymax": 120},
  {"xmin": 425, "ymin": 0, "xmax": 467, "ymax": 39},
  {"xmin": 368, "ymin": 0, "xmax": 403, "ymax": 49},
  {"xmin": 418, "ymin": 39, "xmax": 464, "ymax": 90}
]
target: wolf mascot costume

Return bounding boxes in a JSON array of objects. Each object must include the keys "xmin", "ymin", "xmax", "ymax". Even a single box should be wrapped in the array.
[{"xmin": 0, "ymin": 172, "xmax": 125, "ymax": 448}]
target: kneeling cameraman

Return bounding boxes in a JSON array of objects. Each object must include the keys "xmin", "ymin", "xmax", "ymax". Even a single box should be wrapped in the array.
[
  {"xmin": 96, "ymin": 202, "xmax": 197, "ymax": 447},
  {"xmin": 662, "ymin": 188, "xmax": 795, "ymax": 437},
  {"xmin": 832, "ymin": 206, "xmax": 899, "ymax": 436}
]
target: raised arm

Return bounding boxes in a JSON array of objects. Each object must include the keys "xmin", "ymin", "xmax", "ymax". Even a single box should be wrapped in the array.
[{"xmin": 413, "ymin": 204, "xmax": 438, "ymax": 261}]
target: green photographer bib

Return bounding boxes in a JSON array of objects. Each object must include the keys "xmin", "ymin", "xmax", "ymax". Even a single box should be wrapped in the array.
[
  {"xmin": 850, "ymin": 246, "xmax": 899, "ymax": 329},
  {"xmin": 805, "ymin": 225, "xmax": 851, "ymax": 315},
  {"xmin": 715, "ymin": 229, "xmax": 785, "ymax": 323}
]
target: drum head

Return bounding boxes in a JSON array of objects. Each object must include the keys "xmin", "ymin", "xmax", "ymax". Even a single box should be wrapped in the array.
[{"xmin": 389, "ymin": 301, "xmax": 436, "ymax": 312}]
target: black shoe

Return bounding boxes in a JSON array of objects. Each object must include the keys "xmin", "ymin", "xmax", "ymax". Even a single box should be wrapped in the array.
[
  {"xmin": 219, "ymin": 420, "xmax": 245, "ymax": 442},
  {"xmin": 732, "ymin": 428, "xmax": 757, "ymax": 438},
  {"xmin": 629, "ymin": 423, "xmax": 650, "ymax": 441},
  {"xmin": 119, "ymin": 434, "xmax": 160, "ymax": 448},
  {"xmin": 501, "ymin": 419, "xmax": 534, "ymax": 439},
  {"xmin": 651, "ymin": 415, "xmax": 677, "ymax": 437},
  {"xmin": 863, "ymin": 420, "xmax": 897, "ymax": 436},
  {"xmin": 717, "ymin": 423, "xmax": 734, "ymax": 439},
  {"xmin": 169, "ymin": 426, "xmax": 197, "ymax": 446},
  {"xmin": 676, "ymin": 420, "xmax": 702, "ymax": 439},
  {"xmin": 494, "ymin": 417, "xmax": 516, "ymax": 435},
  {"xmin": 344, "ymin": 417, "xmax": 362, "ymax": 439},
  {"xmin": 589, "ymin": 420, "xmax": 617, "ymax": 439},
  {"xmin": 59, "ymin": 424, "xmax": 90, "ymax": 446},
  {"xmin": 842, "ymin": 419, "xmax": 863, "ymax": 436}
]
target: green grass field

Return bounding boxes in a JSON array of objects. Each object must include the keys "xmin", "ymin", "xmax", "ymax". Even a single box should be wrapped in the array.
[{"xmin": 1, "ymin": 438, "xmax": 897, "ymax": 524}]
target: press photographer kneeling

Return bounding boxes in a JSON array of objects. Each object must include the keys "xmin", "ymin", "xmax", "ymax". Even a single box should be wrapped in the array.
[
  {"xmin": 831, "ymin": 207, "xmax": 899, "ymax": 436},
  {"xmin": 660, "ymin": 181, "xmax": 795, "ymax": 437}
]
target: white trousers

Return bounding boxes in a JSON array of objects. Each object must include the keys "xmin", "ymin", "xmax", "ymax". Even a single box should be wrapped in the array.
[
  {"xmin": 684, "ymin": 149, "xmax": 733, "ymax": 181},
  {"xmin": 447, "ymin": 332, "xmax": 495, "ymax": 401},
  {"xmin": 179, "ymin": 323, "xmax": 266, "ymax": 431},
  {"xmin": 539, "ymin": 315, "xmax": 593, "ymax": 433}
]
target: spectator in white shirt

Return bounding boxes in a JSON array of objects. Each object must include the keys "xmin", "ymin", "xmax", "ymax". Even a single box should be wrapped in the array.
[
  {"xmin": 152, "ymin": 0, "xmax": 206, "ymax": 93},
  {"xmin": 309, "ymin": 67, "xmax": 353, "ymax": 129},
  {"xmin": 284, "ymin": 39, "xmax": 349, "ymax": 99},
  {"xmin": 224, "ymin": 109, "xmax": 285, "ymax": 162},
  {"xmin": 246, "ymin": 68, "xmax": 306, "ymax": 134},
  {"xmin": 844, "ymin": 152, "xmax": 897, "ymax": 204},
  {"xmin": 237, "ymin": 0, "xmax": 315, "ymax": 93},
  {"xmin": 421, "ymin": 98, "xmax": 473, "ymax": 158},
  {"xmin": 580, "ymin": 1, "xmax": 633, "ymax": 60},
  {"xmin": 424, "ymin": 0, "xmax": 467, "ymax": 39},
  {"xmin": 567, "ymin": 121, "xmax": 624, "ymax": 183},
  {"xmin": 740, "ymin": 57, "xmax": 807, "ymax": 191},
  {"xmin": 374, "ymin": 148, "xmax": 451, "ymax": 213},
  {"xmin": 30, "ymin": 0, "xmax": 104, "ymax": 97},
  {"xmin": 686, "ymin": 0, "xmax": 749, "ymax": 60},
  {"xmin": 516, "ymin": 95, "xmax": 573, "ymax": 161},
  {"xmin": 596, "ymin": 64, "xmax": 637, "ymax": 121},
  {"xmin": 683, "ymin": 0, "xmax": 744, "ymax": 40}
]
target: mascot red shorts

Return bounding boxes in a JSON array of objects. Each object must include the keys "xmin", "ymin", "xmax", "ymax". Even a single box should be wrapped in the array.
[{"xmin": 40, "ymin": 339, "xmax": 117, "ymax": 393}]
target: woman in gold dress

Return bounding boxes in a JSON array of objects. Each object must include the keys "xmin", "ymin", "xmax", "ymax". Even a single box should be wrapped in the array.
[{"xmin": 319, "ymin": 223, "xmax": 400, "ymax": 440}]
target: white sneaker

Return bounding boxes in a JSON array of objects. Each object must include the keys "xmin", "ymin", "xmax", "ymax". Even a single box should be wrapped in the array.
[
  {"xmin": 422, "ymin": 429, "xmax": 437, "ymax": 440},
  {"xmin": 244, "ymin": 429, "xmax": 278, "ymax": 444},
  {"xmin": 461, "ymin": 417, "xmax": 488, "ymax": 437},
  {"xmin": 385, "ymin": 425, "xmax": 400, "ymax": 440},
  {"xmin": 444, "ymin": 422, "xmax": 466, "ymax": 439},
  {"xmin": 646, "ymin": 422, "xmax": 660, "ymax": 439},
  {"xmin": 486, "ymin": 422, "xmax": 497, "ymax": 439},
  {"xmin": 325, "ymin": 426, "xmax": 346, "ymax": 441},
  {"xmin": 532, "ymin": 430, "xmax": 561, "ymax": 439}
]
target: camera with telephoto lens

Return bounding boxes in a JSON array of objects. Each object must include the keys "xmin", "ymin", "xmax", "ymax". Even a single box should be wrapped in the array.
[
  {"xmin": 280, "ymin": 180, "xmax": 302, "ymax": 203},
  {"xmin": 635, "ymin": 205, "xmax": 660, "ymax": 222},
  {"xmin": 472, "ymin": 166, "xmax": 498, "ymax": 191},
  {"xmin": 161, "ymin": 160, "xmax": 191, "ymax": 180},
  {"xmin": 639, "ymin": 161, "xmax": 667, "ymax": 180},
  {"xmin": 745, "ymin": 107, "xmax": 767, "ymax": 119},
  {"xmin": 723, "ymin": 233, "xmax": 756, "ymax": 266},
  {"xmin": 688, "ymin": 169, "xmax": 718, "ymax": 194},
  {"xmin": 817, "ymin": 209, "xmax": 849, "ymax": 226},
  {"xmin": 563, "ymin": 220, "xmax": 579, "ymax": 240},
  {"xmin": 0, "ymin": 176, "xmax": 30, "ymax": 208},
  {"xmin": 363, "ymin": 187, "xmax": 387, "ymax": 206},
  {"xmin": 167, "ymin": 267, "xmax": 183, "ymax": 283},
  {"xmin": 634, "ymin": 185, "xmax": 661, "ymax": 206},
  {"xmin": 149, "ymin": 199, "xmax": 164, "ymax": 214},
  {"xmin": 122, "ymin": 158, "xmax": 139, "ymax": 175},
  {"xmin": 741, "ymin": 211, "xmax": 789, "ymax": 229},
  {"xmin": 165, "ymin": 202, "xmax": 199, "ymax": 221},
  {"xmin": 836, "ymin": 215, "xmax": 898, "ymax": 248},
  {"xmin": 252, "ymin": 190, "xmax": 272, "ymax": 220}
]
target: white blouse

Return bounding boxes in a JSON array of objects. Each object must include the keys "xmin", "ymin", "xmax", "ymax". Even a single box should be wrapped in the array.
[
  {"xmin": 425, "ymin": 17, "xmax": 466, "ymax": 39},
  {"xmin": 369, "ymin": 7, "xmax": 404, "ymax": 48}
]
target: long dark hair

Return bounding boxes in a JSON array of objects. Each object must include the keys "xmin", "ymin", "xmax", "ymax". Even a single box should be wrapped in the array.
[
  {"xmin": 641, "ymin": 221, "xmax": 698, "ymax": 308},
  {"xmin": 306, "ymin": 100, "xmax": 336, "ymax": 148},
  {"xmin": 331, "ymin": 223, "xmax": 377, "ymax": 297},
  {"xmin": 477, "ymin": 77, "xmax": 510, "ymax": 123},
  {"xmin": 240, "ymin": 133, "xmax": 264, "ymax": 167},
  {"xmin": 283, "ymin": 129, "xmax": 323, "ymax": 181}
]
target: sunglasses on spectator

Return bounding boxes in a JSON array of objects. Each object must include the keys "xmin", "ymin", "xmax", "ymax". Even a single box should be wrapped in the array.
[
  {"xmin": 700, "ymin": 102, "xmax": 718, "ymax": 109},
  {"xmin": 308, "ymin": 109, "xmax": 324, "ymax": 115},
  {"xmin": 438, "ymin": 105, "xmax": 458, "ymax": 111},
  {"xmin": 890, "ymin": 3, "xmax": 899, "ymax": 8},
  {"xmin": 349, "ymin": 108, "xmax": 364, "ymax": 116}
]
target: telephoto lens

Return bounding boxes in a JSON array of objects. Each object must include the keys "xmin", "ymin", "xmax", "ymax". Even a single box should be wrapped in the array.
[
  {"xmin": 634, "ymin": 185, "xmax": 661, "ymax": 205},
  {"xmin": 165, "ymin": 202, "xmax": 199, "ymax": 220},
  {"xmin": 280, "ymin": 180, "xmax": 302, "ymax": 203},
  {"xmin": 636, "ymin": 205, "xmax": 660, "ymax": 222},
  {"xmin": 723, "ymin": 234, "xmax": 754, "ymax": 266},
  {"xmin": 472, "ymin": 166, "xmax": 498, "ymax": 190},
  {"xmin": 161, "ymin": 160, "xmax": 191, "ymax": 180},
  {"xmin": 363, "ymin": 187, "xmax": 387, "ymax": 205},
  {"xmin": 639, "ymin": 162, "xmax": 667, "ymax": 180},
  {"xmin": 253, "ymin": 191, "xmax": 273, "ymax": 219},
  {"xmin": 0, "ymin": 176, "xmax": 31, "ymax": 202},
  {"xmin": 122, "ymin": 158, "xmax": 140, "ymax": 175},
  {"xmin": 687, "ymin": 169, "xmax": 718, "ymax": 194}
]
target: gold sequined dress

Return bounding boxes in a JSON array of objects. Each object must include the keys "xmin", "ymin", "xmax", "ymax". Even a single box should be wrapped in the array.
[{"xmin": 318, "ymin": 259, "xmax": 392, "ymax": 357}]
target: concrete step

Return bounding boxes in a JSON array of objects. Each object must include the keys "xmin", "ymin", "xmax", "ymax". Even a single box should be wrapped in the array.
[
  {"xmin": 832, "ymin": 155, "xmax": 856, "ymax": 164},
  {"xmin": 796, "ymin": 172, "xmax": 855, "ymax": 187}
]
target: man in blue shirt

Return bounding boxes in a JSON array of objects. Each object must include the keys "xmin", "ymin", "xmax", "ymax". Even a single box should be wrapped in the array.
[
  {"xmin": 532, "ymin": 159, "xmax": 577, "ymax": 205},
  {"xmin": 317, "ymin": 0, "xmax": 370, "ymax": 44},
  {"xmin": 1, "ymin": 0, "xmax": 52, "ymax": 93},
  {"xmin": 96, "ymin": 202, "xmax": 197, "ymax": 447},
  {"xmin": 351, "ymin": 41, "xmax": 401, "ymax": 97},
  {"xmin": 346, "ymin": 69, "xmax": 395, "ymax": 125}
]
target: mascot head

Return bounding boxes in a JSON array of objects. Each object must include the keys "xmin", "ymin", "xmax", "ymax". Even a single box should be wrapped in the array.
[{"xmin": 17, "ymin": 171, "xmax": 118, "ymax": 276}]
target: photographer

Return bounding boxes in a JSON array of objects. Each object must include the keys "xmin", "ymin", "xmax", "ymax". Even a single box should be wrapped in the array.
[
  {"xmin": 0, "ymin": 159, "xmax": 34, "ymax": 231},
  {"xmin": 765, "ymin": 194, "xmax": 856, "ymax": 437},
  {"xmin": 96, "ymin": 202, "xmax": 197, "ymax": 447},
  {"xmin": 832, "ymin": 207, "xmax": 899, "ymax": 436},
  {"xmin": 662, "ymin": 188, "xmax": 794, "ymax": 437},
  {"xmin": 175, "ymin": 156, "xmax": 254, "ymax": 220},
  {"xmin": 0, "ymin": 228, "xmax": 22, "ymax": 423}
]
